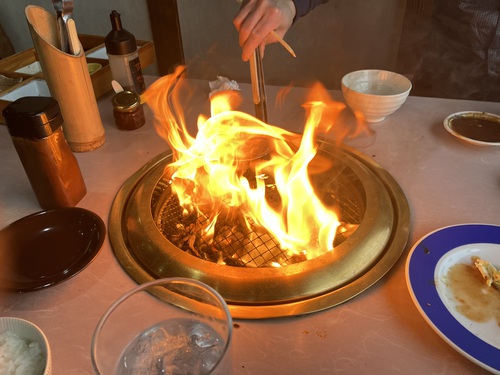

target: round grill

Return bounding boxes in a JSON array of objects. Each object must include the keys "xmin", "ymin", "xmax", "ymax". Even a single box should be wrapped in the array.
[{"xmin": 109, "ymin": 140, "xmax": 410, "ymax": 319}]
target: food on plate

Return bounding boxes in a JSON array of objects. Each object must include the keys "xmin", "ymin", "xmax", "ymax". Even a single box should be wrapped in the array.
[
  {"xmin": 472, "ymin": 256, "xmax": 500, "ymax": 290},
  {"xmin": 445, "ymin": 260, "xmax": 500, "ymax": 324}
]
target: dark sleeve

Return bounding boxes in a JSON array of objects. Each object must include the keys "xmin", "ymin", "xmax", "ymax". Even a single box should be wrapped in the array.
[{"xmin": 292, "ymin": 0, "xmax": 329, "ymax": 21}]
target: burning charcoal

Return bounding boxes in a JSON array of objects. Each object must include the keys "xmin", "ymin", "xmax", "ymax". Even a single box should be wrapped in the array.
[
  {"xmin": 197, "ymin": 244, "xmax": 212, "ymax": 255},
  {"xmin": 223, "ymin": 256, "xmax": 246, "ymax": 267},
  {"xmin": 157, "ymin": 179, "xmax": 329, "ymax": 268},
  {"xmin": 187, "ymin": 234, "xmax": 198, "ymax": 253},
  {"xmin": 289, "ymin": 252, "xmax": 308, "ymax": 264},
  {"xmin": 214, "ymin": 206, "xmax": 252, "ymax": 237},
  {"xmin": 213, "ymin": 226, "xmax": 246, "ymax": 258},
  {"xmin": 322, "ymin": 192, "xmax": 337, "ymax": 207}
]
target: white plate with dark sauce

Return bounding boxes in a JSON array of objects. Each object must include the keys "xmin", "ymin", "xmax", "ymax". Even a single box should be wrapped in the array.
[
  {"xmin": 444, "ymin": 111, "xmax": 500, "ymax": 146},
  {"xmin": 406, "ymin": 224, "xmax": 500, "ymax": 374}
]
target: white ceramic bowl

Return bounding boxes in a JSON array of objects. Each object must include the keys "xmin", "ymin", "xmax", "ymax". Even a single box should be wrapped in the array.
[
  {"xmin": 341, "ymin": 70, "xmax": 412, "ymax": 123},
  {"xmin": 0, "ymin": 317, "xmax": 51, "ymax": 375}
]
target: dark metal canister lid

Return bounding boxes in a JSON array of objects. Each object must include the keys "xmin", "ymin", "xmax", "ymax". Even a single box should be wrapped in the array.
[
  {"xmin": 112, "ymin": 91, "xmax": 141, "ymax": 112},
  {"xmin": 2, "ymin": 96, "xmax": 63, "ymax": 140}
]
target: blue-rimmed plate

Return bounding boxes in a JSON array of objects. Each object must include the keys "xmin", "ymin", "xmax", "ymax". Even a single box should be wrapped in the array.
[{"xmin": 406, "ymin": 224, "xmax": 500, "ymax": 374}]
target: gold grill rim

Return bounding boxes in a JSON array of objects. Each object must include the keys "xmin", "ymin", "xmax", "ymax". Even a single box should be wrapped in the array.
[{"xmin": 108, "ymin": 140, "xmax": 410, "ymax": 319}]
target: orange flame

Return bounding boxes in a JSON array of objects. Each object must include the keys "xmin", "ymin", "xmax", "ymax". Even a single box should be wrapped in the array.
[{"xmin": 143, "ymin": 66, "xmax": 350, "ymax": 263}]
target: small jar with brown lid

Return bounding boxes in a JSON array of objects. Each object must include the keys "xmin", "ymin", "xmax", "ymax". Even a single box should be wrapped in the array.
[
  {"xmin": 112, "ymin": 90, "xmax": 145, "ymax": 130},
  {"xmin": 2, "ymin": 97, "xmax": 87, "ymax": 210}
]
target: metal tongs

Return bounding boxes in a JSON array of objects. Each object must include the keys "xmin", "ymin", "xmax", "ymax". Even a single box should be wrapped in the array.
[
  {"xmin": 249, "ymin": 48, "xmax": 268, "ymax": 123},
  {"xmin": 52, "ymin": 0, "xmax": 74, "ymax": 53}
]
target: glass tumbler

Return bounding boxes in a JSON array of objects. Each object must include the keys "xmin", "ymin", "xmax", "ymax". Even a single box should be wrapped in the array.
[{"xmin": 91, "ymin": 278, "xmax": 232, "ymax": 374}]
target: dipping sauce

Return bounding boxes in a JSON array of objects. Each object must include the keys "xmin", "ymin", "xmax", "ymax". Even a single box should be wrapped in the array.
[
  {"xmin": 449, "ymin": 114, "xmax": 500, "ymax": 143},
  {"xmin": 445, "ymin": 262, "xmax": 500, "ymax": 326}
]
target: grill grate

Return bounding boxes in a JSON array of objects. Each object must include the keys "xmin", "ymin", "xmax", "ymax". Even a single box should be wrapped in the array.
[
  {"xmin": 155, "ymin": 183, "xmax": 302, "ymax": 267},
  {"xmin": 152, "ymin": 163, "xmax": 364, "ymax": 268}
]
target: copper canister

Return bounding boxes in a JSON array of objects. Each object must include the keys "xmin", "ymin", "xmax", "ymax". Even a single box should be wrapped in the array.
[{"xmin": 2, "ymin": 96, "xmax": 87, "ymax": 209}]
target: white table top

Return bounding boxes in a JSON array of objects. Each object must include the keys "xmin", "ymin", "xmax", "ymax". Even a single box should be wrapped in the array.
[{"xmin": 1, "ymin": 78, "xmax": 499, "ymax": 374}]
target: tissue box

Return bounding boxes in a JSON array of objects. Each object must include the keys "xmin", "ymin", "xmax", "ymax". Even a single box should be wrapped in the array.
[{"xmin": 0, "ymin": 34, "xmax": 154, "ymax": 124}]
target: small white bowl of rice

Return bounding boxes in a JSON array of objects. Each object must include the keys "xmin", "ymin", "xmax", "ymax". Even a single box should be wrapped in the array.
[{"xmin": 0, "ymin": 317, "xmax": 51, "ymax": 375}]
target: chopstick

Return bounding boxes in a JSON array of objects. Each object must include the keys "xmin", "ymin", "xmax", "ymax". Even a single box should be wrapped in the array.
[
  {"xmin": 249, "ymin": 52, "xmax": 260, "ymax": 104},
  {"xmin": 270, "ymin": 31, "xmax": 296, "ymax": 57},
  {"xmin": 249, "ymin": 48, "xmax": 268, "ymax": 122}
]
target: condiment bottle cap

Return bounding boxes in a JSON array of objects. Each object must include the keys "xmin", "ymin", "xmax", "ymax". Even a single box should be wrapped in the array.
[
  {"xmin": 112, "ymin": 91, "xmax": 141, "ymax": 111},
  {"xmin": 104, "ymin": 10, "xmax": 137, "ymax": 55},
  {"xmin": 2, "ymin": 96, "xmax": 63, "ymax": 140}
]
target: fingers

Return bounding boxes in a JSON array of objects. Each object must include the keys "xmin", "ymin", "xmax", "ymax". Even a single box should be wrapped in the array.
[
  {"xmin": 234, "ymin": 0, "xmax": 270, "ymax": 60},
  {"xmin": 233, "ymin": 0, "xmax": 252, "ymax": 31},
  {"xmin": 242, "ymin": 26, "xmax": 275, "ymax": 61},
  {"xmin": 234, "ymin": 0, "xmax": 295, "ymax": 61}
]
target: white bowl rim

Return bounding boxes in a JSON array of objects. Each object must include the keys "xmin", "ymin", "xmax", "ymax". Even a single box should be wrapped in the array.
[{"xmin": 341, "ymin": 69, "xmax": 412, "ymax": 97}]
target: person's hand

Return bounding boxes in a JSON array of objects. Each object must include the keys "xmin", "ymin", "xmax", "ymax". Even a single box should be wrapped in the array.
[{"xmin": 233, "ymin": 0, "xmax": 296, "ymax": 61}]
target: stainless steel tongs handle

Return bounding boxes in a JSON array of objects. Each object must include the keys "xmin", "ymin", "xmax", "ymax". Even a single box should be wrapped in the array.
[{"xmin": 249, "ymin": 48, "xmax": 268, "ymax": 123}]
